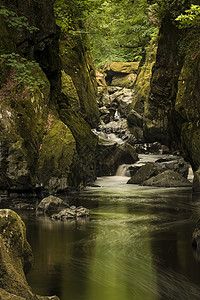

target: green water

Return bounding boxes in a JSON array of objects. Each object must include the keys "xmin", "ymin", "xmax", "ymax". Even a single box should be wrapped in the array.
[{"xmin": 24, "ymin": 175, "xmax": 200, "ymax": 300}]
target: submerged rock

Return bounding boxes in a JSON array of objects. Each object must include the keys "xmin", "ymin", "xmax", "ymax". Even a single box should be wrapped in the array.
[
  {"xmin": 37, "ymin": 195, "xmax": 69, "ymax": 215},
  {"xmin": 142, "ymin": 170, "xmax": 192, "ymax": 187},
  {"xmin": 0, "ymin": 209, "xmax": 59, "ymax": 299},
  {"xmin": 51, "ymin": 206, "xmax": 90, "ymax": 221}
]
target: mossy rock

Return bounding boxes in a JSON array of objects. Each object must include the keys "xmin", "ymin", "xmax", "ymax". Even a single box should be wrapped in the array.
[
  {"xmin": 175, "ymin": 32, "xmax": 200, "ymax": 122},
  {"xmin": 61, "ymin": 70, "xmax": 80, "ymax": 111},
  {"xmin": 37, "ymin": 195, "xmax": 69, "ymax": 215},
  {"xmin": 181, "ymin": 122, "xmax": 200, "ymax": 172},
  {"xmin": 0, "ymin": 209, "xmax": 59, "ymax": 299},
  {"xmin": 60, "ymin": 33, "xmax": 99, "ymax": 127},
  {"xmin": 0, "ymin": 63, "xmax": 50, "ymax": 190},
  {"xmin": 130, "ymin": 41, "xmax": 158, "ymax": 114},
  {"xmin": 103, "ymin": 62, "xmax": 139, "ymax": 74},
  {"xmin": 111, "ymin": 74, "xmax": 137, "ymax": 88},
  {"xmin": 59, "ymin": 109, "xmax": 98, "ymax": 187},
  {"xmin": 38, "ymin": 119, "xmax": 76, "ymax": 193}
]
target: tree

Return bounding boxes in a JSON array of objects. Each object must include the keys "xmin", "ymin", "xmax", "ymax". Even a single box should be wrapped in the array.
[{"xmin": 54, "ymin": 0, "xmax": 157, "ymax": 67}]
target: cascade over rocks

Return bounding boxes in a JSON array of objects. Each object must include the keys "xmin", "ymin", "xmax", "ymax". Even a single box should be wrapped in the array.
[{"xmin": 96, "ymin": 139, "xmax": 138, "ymax": 176}]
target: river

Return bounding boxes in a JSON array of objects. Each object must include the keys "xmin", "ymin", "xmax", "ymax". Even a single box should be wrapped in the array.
[{"xmin": 13, "ymin": 155, "xmax": 199, "ymax": 300}]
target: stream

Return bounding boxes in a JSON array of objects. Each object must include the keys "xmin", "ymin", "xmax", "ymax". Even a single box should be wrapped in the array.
[{"xmin": 13, "ymin": 155, "xmax": 200, "ymax": 300}]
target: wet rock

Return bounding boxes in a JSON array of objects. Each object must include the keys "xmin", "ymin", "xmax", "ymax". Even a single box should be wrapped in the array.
[
  {"xmin": 37, "ymin": 195, "xmax": 69, "ymax": 215},
  {"xmin": 0, "ymin": 209, "xmax": 59, "ymax": 299},
  {"xmin": 142, "ymin": 170, "xmax": 192, "ymax": 187},
  {"xmin": 96, "ymin": 69, "xmax": 107, "ymax": 87},
  {"xmin": 127, "ymin": 162, "xmax": 160, "ymax": 184},
  {"xmin": 192, "ymin": 219, "xmax": 200, "ymax": 249},
  {"xmin": 134, "ymin": 142, "xmax": 170, "ymax": 154},
  {"xmin": 193, "ymin": 168, "xmax": 200, "ymax": 192},
  {"xmin": 51, "ymin": 206, "xmax": 90, "ymax": 221},
  {"xmin": 96, "ymin": 141, "xmax": 138, "ymax": 176},
  {"xmin": 155, "ymin": 156, "xmax": 189, "ymax": 178},
  {"xmin": 127, "ymin": 109, "xmax": 143, "ymax": 128},
  {"xmin": 127, "ymin": 156, "xmax": 190, "ymax": 185}
]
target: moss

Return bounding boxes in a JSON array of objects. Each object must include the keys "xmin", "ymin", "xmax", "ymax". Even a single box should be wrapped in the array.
[
  {"xmin": 61, "ymin": 70, "xmax": 80, "ymax": 110},
  {"xmin": 0, "ymin": 209, "xmax": 34, "ymax": 299},
  {"xmin": 0, "ymin": 62, "xmax": 50, "ymax": 189},
  {"xmin": 60, "ymin": 33, "xmax": 99, "ymax": 127},
  {"xmin": 38, "ymin": 119, "xmax": 76, "ymax": 192},
  {"xmin": 0, "ymin": 209, "xmax": 59, "ymax": 299},
  {"xmin": 175, "ymin": 32, "xmax": 200, "ymax": 121},
  {"xmin": 130, "ymin": 41, "xmax": 158, "ymax": 114},
  {"xmin": 59, "ymin": 109, "xmax": 98, "ymax": 187},
  {"xmin": 181, "ymin": 122, "xmax": 200, "ymax": 171}
]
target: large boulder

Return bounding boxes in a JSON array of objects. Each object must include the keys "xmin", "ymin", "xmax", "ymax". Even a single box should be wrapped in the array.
[
  {"xmin": 142, "ymin": 170, "xmax": 192, "ymax": 187},
  {"xmin": 37, "ymin": 195, "xmax": 69, "ymax": 215},
  {"xmin": 103, "ymin": 62, "xmax": 139, "ymax": 88},
  {"xmin": 127, "ymin": 156, "xmax": 190, "ymax": 185},
  {"xmin": 0, "ymin": 209, "xmax": 59, "ymax": 299},
  {"xmin": 96, "ymin": 140, "xmax": 138, "ymax": 176},
  {"xmin": 127, "ymin": 162, "xmax": 160, "ymax": 184}
]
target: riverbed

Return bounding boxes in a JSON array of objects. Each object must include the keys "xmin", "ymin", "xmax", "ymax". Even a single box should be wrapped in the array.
[{"xmin": 18, "ymin": 164, "xmax": 200, "ymax": 300}]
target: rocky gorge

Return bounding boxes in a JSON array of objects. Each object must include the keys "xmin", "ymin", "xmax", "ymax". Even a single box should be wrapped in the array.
[{"xmin": 0, "ymin": 0, "xmax": 200, "ymax": 299}]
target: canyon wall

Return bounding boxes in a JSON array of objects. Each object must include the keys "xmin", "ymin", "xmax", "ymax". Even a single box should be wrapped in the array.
[{"xmin": 0, "ymin": 0, "xmax": 99, "ymax": 193}]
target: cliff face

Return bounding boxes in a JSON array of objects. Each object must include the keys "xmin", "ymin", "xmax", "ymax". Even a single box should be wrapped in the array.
[
  {"xmin": 0, "ymin": 0, "xmax": 99, "ymax": 193},
  {"xmin": 141, "ymin": 12, "xmax": 200, "ymax": 190}
]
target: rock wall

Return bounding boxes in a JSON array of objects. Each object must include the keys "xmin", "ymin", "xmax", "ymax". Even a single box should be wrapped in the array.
[
  {"xmin": 0, "ymin": 0, "xmax": 99, "ymax": 193},
  {"xmin": 0, "ymin": 209, "xmax": 59, "ymax": 299},
  {"xmin": 139, "ymin": 13, "xmax": 200, "ymax": 190}
]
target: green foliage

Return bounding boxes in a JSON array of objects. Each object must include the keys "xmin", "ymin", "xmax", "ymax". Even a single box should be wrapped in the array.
[
  {"xmin": 0, "ymin": 5, "xmax": 38, "ymax": 33},
  {"xmin": 175, "ymin": 5, "xmax": 200, "ymax": 28},
  {"xmin": 54, "ymin": 0, "xmax": 156, "ymax": 67},
  {"xmin": 0, "ymin": 53, "xmax": 45, "ymax": 92},
  {"xmin": 150, "ymin": 0, "xmax": 189, "ymax": 21},
  {"xmin": 88, "ymin": 0, "xmax": 156, "ymax": 66}
]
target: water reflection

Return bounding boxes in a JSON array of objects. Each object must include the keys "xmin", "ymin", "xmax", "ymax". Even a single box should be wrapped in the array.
[{"xmin": 21, "ymin": 176, "xmax": 200, "ymax": 299}]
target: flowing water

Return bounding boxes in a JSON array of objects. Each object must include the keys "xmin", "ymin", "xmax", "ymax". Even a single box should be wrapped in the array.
[{"xmin": 10, "ymin": 155, "xmax": 200, "ymax": 300}]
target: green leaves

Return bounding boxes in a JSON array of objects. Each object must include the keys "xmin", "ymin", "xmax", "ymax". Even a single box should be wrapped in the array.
[
  {"xmin": 175, "ymin": 5, "xmax": 200, "ymax": 28},
  {"xmin": 0, "ymin": 5, "xmax": 39, "ymax": 33},
  {"xmin": 0, "ymin": 53, "xmax": 45, "ymax": 92}
]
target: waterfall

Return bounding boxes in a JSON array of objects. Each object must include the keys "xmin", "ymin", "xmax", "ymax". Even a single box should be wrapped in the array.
[{"xmin": 115, "ymin": 164, "xmax": 130, "ymax": 177}]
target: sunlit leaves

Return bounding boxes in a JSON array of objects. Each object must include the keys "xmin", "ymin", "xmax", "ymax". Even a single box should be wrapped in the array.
[{"xmin": 175, "ymin": 5, "xmax": 200, "ymax": 28}]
